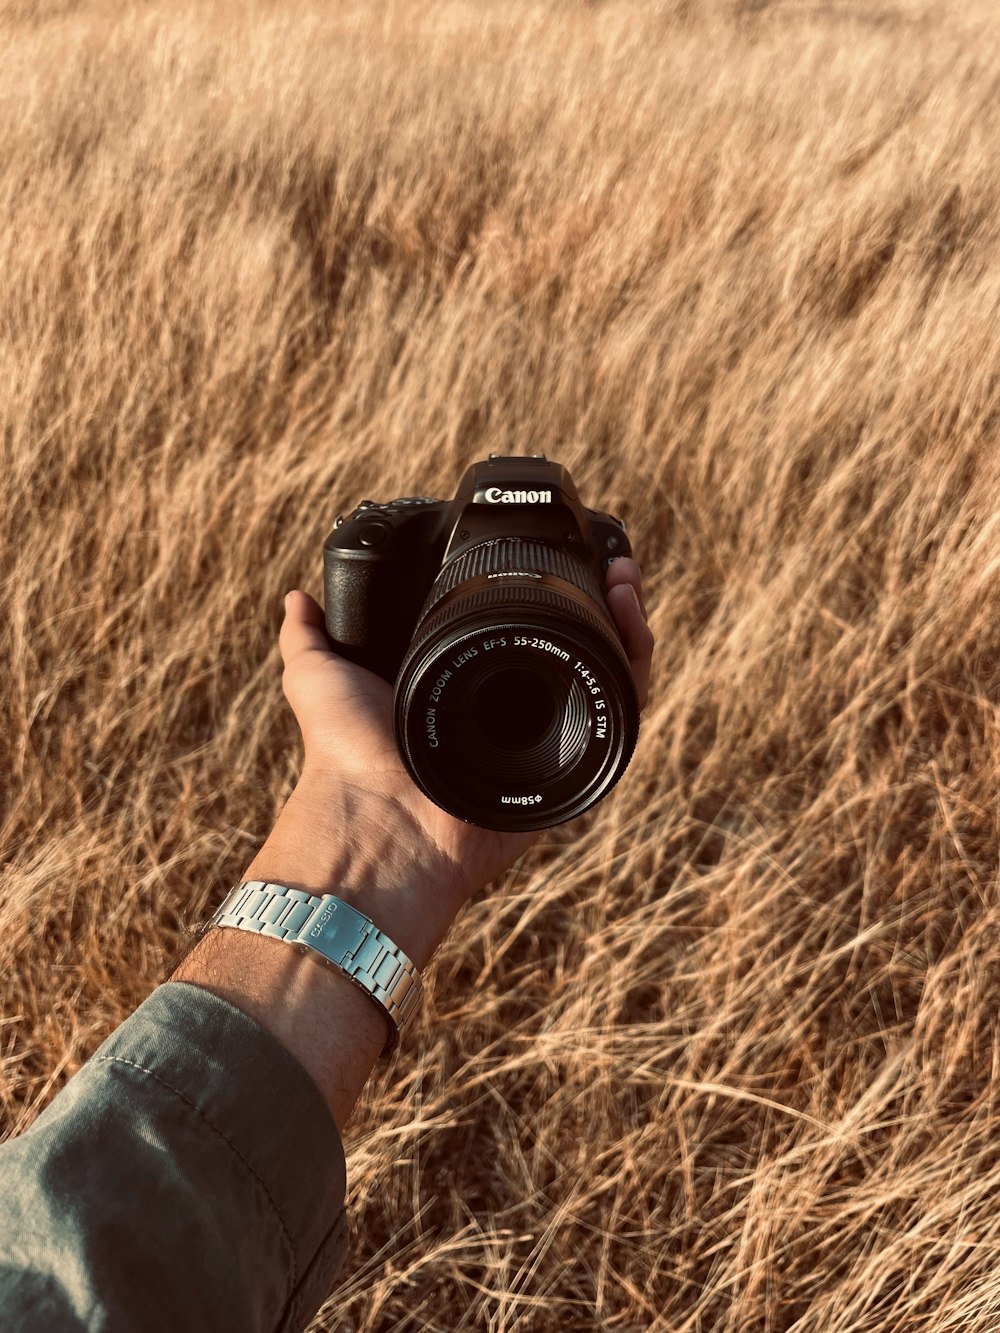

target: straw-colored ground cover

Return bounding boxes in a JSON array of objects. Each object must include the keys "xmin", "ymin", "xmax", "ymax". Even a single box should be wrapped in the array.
[{"xmin": 4, "ymin": 0, "xmax": 1000, "ymax": 1327}]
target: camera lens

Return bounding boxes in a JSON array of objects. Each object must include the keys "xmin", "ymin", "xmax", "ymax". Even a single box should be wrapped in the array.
[{"xmin": 392, "ymin": 538, "xmax": 639, "ymax": 831}]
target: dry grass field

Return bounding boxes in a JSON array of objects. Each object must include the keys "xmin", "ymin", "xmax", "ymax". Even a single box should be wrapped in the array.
[{"xmin": 5, "ymin": 0, "xmax": 1000, "ymax": 1327}]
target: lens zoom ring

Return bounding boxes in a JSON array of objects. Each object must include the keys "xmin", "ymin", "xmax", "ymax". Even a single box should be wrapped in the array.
[
  {"xmin": 405, "ymin": 582, "xmax": 623, "ymax": 678},
  {"xmin": 426, "ymin": 540, "xmax": 606, "ymax": 609}
]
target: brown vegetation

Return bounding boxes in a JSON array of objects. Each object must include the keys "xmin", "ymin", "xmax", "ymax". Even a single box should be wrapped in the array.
[{"xmin": 4, "ymin": 0, "xmax": 1000, "ymax": 1327}]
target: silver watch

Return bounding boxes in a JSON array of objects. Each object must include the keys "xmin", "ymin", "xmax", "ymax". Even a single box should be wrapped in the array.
[{"xmin": 208, "ymin": 881, "xmax": 423, "ymax": 1057}]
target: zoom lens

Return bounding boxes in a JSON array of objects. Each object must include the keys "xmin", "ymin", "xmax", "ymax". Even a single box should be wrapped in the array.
[{"xmin": 392, "ymin": 539, "xmax": 639, "ymax": 831}]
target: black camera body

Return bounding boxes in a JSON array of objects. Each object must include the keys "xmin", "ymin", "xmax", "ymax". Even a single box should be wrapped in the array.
[
  {"xmin": 323, "ymin": 454, "xmax": 640, "ymax": 831},
  {"xmin": 324, "ymin": 454, "xmax": 631, "ymax": 682}
]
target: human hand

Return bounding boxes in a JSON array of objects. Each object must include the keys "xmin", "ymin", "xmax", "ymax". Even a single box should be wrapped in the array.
[{"xmin": 276, "ymin": 557, "xmax": 654, "ymax": 919}]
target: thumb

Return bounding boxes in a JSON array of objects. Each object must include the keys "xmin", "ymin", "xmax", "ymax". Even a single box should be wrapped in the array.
[{"xmin": 279, "ymin": 589, "xmax": 332, "ymax": 669}]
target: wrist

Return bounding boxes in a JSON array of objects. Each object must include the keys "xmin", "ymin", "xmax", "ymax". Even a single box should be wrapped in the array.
[
  {"xmin": 169, "ymin": 770, "xmax": 467, "ymax": 1133},
  {"xmin": 240, "ymin": 769, "xmax": 465, "ymax": 970}
]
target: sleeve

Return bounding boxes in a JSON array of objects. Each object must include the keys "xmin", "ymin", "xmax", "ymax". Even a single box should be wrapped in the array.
[{"xmin": 0, "ymin": 980, "xmax": 350, "ymax": 1333}]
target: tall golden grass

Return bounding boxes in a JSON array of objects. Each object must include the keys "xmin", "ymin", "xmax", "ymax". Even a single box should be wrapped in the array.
[{"xmin": 4, "ymin": 0, "xmax": 1000, "ymax": 1326}]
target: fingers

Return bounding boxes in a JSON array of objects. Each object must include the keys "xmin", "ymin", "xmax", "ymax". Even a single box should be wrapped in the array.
[
  {"xmin": 605, "ymin": 558, "xmax": 654, "ymax": 711},
  {"xmin": 605, "ymin": 556, "xmax": 646, "ymax": 616},
  {"xmin": 279, "ymin": 590, "xmax": 333, "ymax": 669}
]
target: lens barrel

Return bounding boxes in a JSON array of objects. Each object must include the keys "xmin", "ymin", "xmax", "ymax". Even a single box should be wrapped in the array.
[{"xmin": 393, "ymin": 539, "xmax": 639, "ymax": 831}]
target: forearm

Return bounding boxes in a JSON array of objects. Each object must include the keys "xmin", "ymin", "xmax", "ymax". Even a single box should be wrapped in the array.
[{"xmin": 168, "ymin": 771, "xmax": 467, "ymax": 1135}]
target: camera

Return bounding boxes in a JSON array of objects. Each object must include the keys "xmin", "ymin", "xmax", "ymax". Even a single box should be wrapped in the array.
[{"xmin": 322, "ymin": 454, "xmax": 640, "ymax": 832}]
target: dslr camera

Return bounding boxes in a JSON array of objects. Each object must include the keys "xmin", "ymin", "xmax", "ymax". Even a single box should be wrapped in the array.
[{"xmin": 323, "ymin": 454, "xmax": 640, "ymax": 832}]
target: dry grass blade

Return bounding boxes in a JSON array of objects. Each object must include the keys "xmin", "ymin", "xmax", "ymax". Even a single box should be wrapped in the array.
[{"xmin": 4, "ymin": 0, "xmax": 1000, "ymax": 1328}]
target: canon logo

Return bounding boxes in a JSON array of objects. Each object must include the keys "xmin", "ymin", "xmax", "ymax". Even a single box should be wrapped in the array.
[{"xmin": 484, "ymin": 487, "xmax": 553, "ymax": 504}]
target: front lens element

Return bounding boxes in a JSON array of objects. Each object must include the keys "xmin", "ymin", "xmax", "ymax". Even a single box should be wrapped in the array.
[
  {"xmin": 461, "ymin": 659, "xmax": 591, "ymax": 788},
  {"xmin": 469, "ymin": 665, "xmax": 557, "ymax": 750}
]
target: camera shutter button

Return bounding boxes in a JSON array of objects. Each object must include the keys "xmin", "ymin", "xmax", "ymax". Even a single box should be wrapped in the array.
[{"xmin": 357, "ymin": 520, "xmax": 391, "ymax": 547}]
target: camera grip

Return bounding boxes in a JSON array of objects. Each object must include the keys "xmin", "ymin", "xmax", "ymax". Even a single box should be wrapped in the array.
[
  {"xmin": 324, "ymin": 539, "xmax": 444, "ymax": 685},
  {"xmin": 322, "ymin": 556, "xmax": 399, "ymax": 683}
]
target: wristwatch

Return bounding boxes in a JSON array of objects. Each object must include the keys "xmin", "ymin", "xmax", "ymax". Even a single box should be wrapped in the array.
[{"xmin": 208, "ymin": 881, "xmax": 423, "ymax": 1057}]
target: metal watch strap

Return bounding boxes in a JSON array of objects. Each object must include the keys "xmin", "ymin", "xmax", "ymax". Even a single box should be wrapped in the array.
[{"xmin": 209, "ymin": 881, "xmax": 423, "ymax": 1057}]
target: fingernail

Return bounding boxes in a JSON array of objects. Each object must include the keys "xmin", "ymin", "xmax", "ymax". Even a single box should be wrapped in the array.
[
  {"xmin": 283, "ymin": 592, "xmax": 293, "ymax": 613},
  {"xmin": 628, "ymin": 585, "xmax": 641, "ymax": 612}
]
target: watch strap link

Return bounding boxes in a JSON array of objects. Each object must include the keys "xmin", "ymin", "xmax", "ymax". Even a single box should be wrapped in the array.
[{"xmin": 211, "ymin": 881, "xmax": 423, "ymax": 1057}]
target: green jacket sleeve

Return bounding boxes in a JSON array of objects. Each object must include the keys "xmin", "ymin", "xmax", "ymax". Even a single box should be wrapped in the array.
[{"xmin": 0, "ymin": 980, "xmax": 350, "ymax": 1332}]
